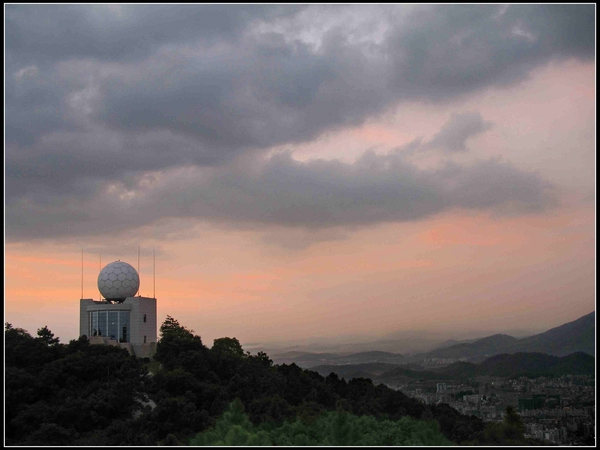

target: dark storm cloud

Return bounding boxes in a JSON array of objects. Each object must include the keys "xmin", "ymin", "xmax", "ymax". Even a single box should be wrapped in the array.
[
  {"xmin": 7, "ymin": 147, "xmax": 556, "ymax": 241},
  {"xmin": 5, "ymin": 4, "xmax": 301, "ymax": 65},
  {"xmin": 387, "ymin": 4, "xmax": 595, "ymax": 100},
  {"xmin": 5, "ymin": 4, "xmax": 590, "ymax": 241},
  {"xmin": 94, "ymin": 35, "xmax": 343, "ymax": 151}
]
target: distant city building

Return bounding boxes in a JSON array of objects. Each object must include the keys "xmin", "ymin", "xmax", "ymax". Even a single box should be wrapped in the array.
[
  {"xmin": 464, "ymin": 394, "xmax": 481, "ymax": 405},
  {"xmin": 79, "ymin": 261, "xmax": 156, "ymax": 357},
  {"xmin": 519, "ymin": 394, "xmax": 561, "ymax": 411},
  {"xmin": 519, "ymin": 398, "xmax": 536, "ymax": 411}
]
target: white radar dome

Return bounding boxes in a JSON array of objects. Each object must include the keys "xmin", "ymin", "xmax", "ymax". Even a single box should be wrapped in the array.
[{"xmin": 98, "ymin": 261, "xmax": 139, "ymax": 301}]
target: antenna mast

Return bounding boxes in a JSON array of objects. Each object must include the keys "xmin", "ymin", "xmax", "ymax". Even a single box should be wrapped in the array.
[
  {"xmin": 153, "ymin": 249, "xmax": 156, "ymax": 299},
  {"xmin": 81, "ymin": 249, "xmax": 83, "ymax": 299},
  {"xmin": 99, "ymin": 253, "xmax": 101, "ymax": 301}
]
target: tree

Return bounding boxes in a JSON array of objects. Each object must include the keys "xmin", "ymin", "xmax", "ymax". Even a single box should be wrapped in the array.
[
  {"xmin": 212, "ymin": 337, "xmax": 245, "ymax": 358},
  {"xmin": 158, "ymin": 433, "xmax": 183, "ymax": 446},
  {"xmin": 189, "ymin": 399, "xmax": 262, "ymax": 446},
  {"xmin": 155, "ymin": 317, "xmax": 207, "ymax": 373},
  {"xmin": 478, "ymin": 406, "xmax": 526, "ymax": 445},
  {"xmin": 252, "ymin": 351, "xmax": 273, "ymax": 367},
  {"xmin": 5, "ymin": 323, "xmax": 54, "ymax": 368},
  {"xmin": 37, "ymin": 326, "xmax": 60, "ymax": 346},
  {"xmin": 159, "ymin": 316, "xmax": 194, "ymax": 340},
  {"xmin": 502, "ymin": 405, "xmax": 525, "ymax": 441}
]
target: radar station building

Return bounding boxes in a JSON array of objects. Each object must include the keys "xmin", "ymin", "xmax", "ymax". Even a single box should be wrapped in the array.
[{"xmin": 79, "ymin": 261, "xmax": 156, "ymax": 357}]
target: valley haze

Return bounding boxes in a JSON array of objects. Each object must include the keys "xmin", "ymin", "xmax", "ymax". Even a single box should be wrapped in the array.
[
  {"xmin": 248, "ymin": 311, "xmax": 595, "ymax": 366},
  {"xmin": 243, "ymin": 327, "xmax": 543, "ymax": 356}
]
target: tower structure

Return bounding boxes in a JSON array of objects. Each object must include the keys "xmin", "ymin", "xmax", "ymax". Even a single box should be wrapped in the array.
[{"xmin": 79, "ymin": 261, "xmax": 156, "ymax": 357}]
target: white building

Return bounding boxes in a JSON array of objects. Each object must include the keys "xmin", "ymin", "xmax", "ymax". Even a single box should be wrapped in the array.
[{"xmin": 79, "ymin": 261, "xmax": 157, "ymax": 357}]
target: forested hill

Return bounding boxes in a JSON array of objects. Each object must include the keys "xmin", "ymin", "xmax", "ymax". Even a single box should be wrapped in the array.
[
  {"xmin": 6, "ymin": 319, "xmax": 536, "ymax": 446},
  {"xmin": 311, "ymin": 352, "xmax": 595, "ymax": 385},
  {"xmin": 434, "ymin": 352, "xmax": 595, "ymax": 380}
]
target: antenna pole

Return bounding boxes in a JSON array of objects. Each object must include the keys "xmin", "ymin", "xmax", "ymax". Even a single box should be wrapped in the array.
[
  {"xmin": 138, "ymin": 245, "xmax": 140, "ymax": 277},
  {"xmin": 153, "ymin": 249, "xmax": 156, "ymax": 299},
  {"xmin": 99, "ymin": 253, "xmax": 101, "ymax": 301},
  {"xmin": 81, "ymin": 249, "xmax": 83, "ymax": 299}
]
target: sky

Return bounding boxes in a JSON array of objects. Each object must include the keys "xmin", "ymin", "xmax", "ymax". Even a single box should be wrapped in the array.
[{"xmin": 4, "ymin": 4, "xmax": 596, "ymax": 348}]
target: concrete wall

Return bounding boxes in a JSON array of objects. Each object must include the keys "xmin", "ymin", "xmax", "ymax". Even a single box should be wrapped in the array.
[
  {"xmin": 131, "ymin": 342, "xmax": 157, "ymax": 358},
  {"xmin": 79, "ymin": 299, "xmax": 96, "ymax": 337},
  {"xmin": 125, "ymin": 297, "xmax": 157, "ymax": 346}
]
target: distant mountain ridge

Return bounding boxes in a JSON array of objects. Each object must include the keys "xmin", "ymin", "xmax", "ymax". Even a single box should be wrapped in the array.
[
  {"xmin": 510, "ymin": 312, "xmax": 595, "ymax": 356},
  {"xmin": 267, "ymin": 312, "xmax": 594, "ymax": 368},
  {"xmin": 417, "ymin": 312, "xmax": 595, "ymax": 362},
  {"xmin": 314, "ymin": 352, "xmax": 595, "ymax": 384},
  {"xmin": 310, "ymin": 362, "xmax": 404, "ymax": 380},
  {"xmin": 424, "ymin": 334, "xmax": 518, "ymax": 360},
  {"xmin": 271, "ymin": 350, "xmax": 405, "ymax": 368}
]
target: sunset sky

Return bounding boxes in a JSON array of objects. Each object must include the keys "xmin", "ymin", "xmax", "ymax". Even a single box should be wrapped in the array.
[{"xmin": 5, "ymin": 5, "xmax": 595, "ymax": 348}]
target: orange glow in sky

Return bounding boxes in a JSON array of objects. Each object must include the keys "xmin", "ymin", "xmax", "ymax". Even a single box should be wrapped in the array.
[{"xmin": 5, "ymin": 6, "xmax": 595, "ymax": 350}]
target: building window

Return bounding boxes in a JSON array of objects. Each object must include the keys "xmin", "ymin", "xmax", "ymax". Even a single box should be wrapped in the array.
[
  {"xmin": 98, "ymin": 311, "xmax": 107, "ymax": 337},
  {"xmin": 144, "ymin": 335, "xmax": 147, "ymax": 343},
  {"xmin": 108, "ymin": 311, "xmax": 119, "ymax": 340},
  {"xmin": 119, "ymin": 311, "xmax": 130, "ymax": 342},
  {"xmin": 88, "ymin": 310, "xmax": 129, "ymax": 342},
  {"xmin": 143, "ymin": 314, "xmax": 147, "ymax": 323}
]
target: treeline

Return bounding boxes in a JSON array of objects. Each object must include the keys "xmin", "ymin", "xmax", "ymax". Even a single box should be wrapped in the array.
[{"xmin": 5, "ymin": 318, "xmax": 533, "ymax": 446}]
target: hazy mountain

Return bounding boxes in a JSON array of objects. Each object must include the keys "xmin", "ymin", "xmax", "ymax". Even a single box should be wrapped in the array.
[
  {"xmin": 271, "ymin": 350, "xmax": 405, "ymax": 368},
  {"xmin": 424, "ymin": 334, "xmax": 518, "ymax": 360},
  {"xmin": 271, "ymin": 352, "xmax": 340, "ymax": 367},
  {"xmin": 416, "ymin": 312, "xmax": 595, "ymax": 362},
  {"xmin": 252, "ymin": 312, "xmax": 594, "ymax": 367},
  {"xmin": 245, "ymin": 329, "xmax": 518, "ymax": 356},
  {"xmin": 432, "ymin": 338, "xmax": 479, "ymax": 350},
  {"xmin": 310, "ymin": 362, "xmax": 403, "ymax": 380},
  {"xmin": 333, "ymin": 351, "xmax": 405, "ymax": 365},
  {"xmin": 510, "ymin": 312, "xmax": 595, "ymax": 356}
]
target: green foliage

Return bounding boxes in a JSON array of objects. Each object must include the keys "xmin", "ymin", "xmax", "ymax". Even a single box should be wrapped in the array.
[
  {"xmin": 468, "ymin": 406, "xmax": 527, "ymax": 446},
  {"xmin": 5, "ymin": 318, "xmax": 489, "ymax": 446},
  {"xmin": 190, "ymin": 400, "xmax": 454, "ymax": 446},
  {"xmin": 427, "ymin": 403, "xmax": 486, "ymax": 444},
  {"xmin": 189, "ymin": 399, "xmax": 263, "ymax": 446}
]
